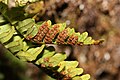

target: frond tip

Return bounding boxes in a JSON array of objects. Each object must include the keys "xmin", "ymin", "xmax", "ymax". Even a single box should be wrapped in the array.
[{"xmin": 17, "ymin": 18, "xmax": 104, "ymax": 45}]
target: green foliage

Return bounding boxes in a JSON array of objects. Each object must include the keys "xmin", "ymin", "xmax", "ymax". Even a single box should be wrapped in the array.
[
  {"xmin": 0, "ymin": 1, "xmax": 103, "ymax": 80},
  {"xmin": 17, "ymin": 18, "xmax": 103, "ymax": 45},
  {"xmin": 0, "ymin": 24, "xmax": 15, "ymax": 43},
  {"xmin": 0, "ymin": 0, "xmax": 39, "ymax": 6},
  {"xmin": 0, "ymin": 23, "xmax": 90, "ymax": 79}
]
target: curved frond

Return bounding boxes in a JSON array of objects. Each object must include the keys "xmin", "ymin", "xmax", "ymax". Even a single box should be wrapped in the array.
[
  {"xmin": 0, "ymin": 2, "xmax": 104, "ymax": 80},
  {"xmin": 0, "ymin": 16, "xmax": 91, "ymax": 80},
  {"xmin": 17, "ymin": 18, "xmax": 103, "ymax": 45}
]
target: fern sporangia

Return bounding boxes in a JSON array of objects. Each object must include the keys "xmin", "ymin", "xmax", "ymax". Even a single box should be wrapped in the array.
[
  {"xmin": 17, "ymin": 18, "xmax": 103, "ymax": 45},
  {"xmin": 0, "ymin": 20, "xmax": 91, "ymax": 80},
  {"xmin": 0, "ymin": 1, "xmax": 104, "ymax": 80}
]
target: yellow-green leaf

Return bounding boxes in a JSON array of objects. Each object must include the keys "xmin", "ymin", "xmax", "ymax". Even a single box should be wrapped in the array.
[
  {"xmin": 80, "ymin": 74, "xmax": 90, "ymax": 80},
  {"xmin": 78, "ymin": 32, "xmax": 88, "ymax": 42},
  {"xmin": 48, "ymin": 53, "xmax": 67, "ymax": 67},
  {"xmin": 83, "ymin": 37, "xmax": 92, "ymax": 45},
  {"xmin": 57, "ymin": 61, "xmax": 78, "ymax": 72},
  {"xmin": 0, "ymin": 26, "xmax": 15, "ymax": 43},
  {"xmin": 68, "ymin": 68, "xmax": 83, "ymax": 78},
  {"xmin": 35, "ymin": 50, "xmax": 55, "ymax": 65}
]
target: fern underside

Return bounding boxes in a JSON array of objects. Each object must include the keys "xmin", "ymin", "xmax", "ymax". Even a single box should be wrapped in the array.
[{"xmin": 0, "ymin": 1, "xmax": 103, "ymax": 80}]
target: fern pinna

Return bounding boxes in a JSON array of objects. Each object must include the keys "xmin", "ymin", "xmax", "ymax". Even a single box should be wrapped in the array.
[
  {"xmin": 17, "ymin": 18, "xmax": 103, "ymax": 45},
  {"xmin": 0, "ymin": 1, "xmax": 103, "ymax": 80}
]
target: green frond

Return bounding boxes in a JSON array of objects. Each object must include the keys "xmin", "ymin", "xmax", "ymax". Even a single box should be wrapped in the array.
[
  {"xmin": 0, "ymin": 0, "xmax": 39, "ymax": 6},
  {"xmin": 17, "ymin": 18, "xmax": 103, "ymax": 45},
  {"xmin": 0, "ymin": 1, "xmax": 104, "ymax": 80},
  {"xmin": 0, "ymin": 20, "xmax": 91, "ymax": 79},
  {"xmin": 73, "ymin": 74, "xmax": 90, "ymax": 80},
  {"xmin": 16, "ymin": 45, "xmax": 45, "ymax": 61},
  {"xmin": 0, "ymin": 24, "xmax": 15, "ymax": 43},
  {"xmin": 35, "ymin": 50, "xmax": 56, "ymax": 65}
]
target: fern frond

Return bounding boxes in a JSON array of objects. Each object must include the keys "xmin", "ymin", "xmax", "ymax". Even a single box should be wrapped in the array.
[
  {"xmin": 0, "ymin": 1, "xmax": 104, "ymax": 80},
  {"xmin": 17, "ymin": 18, "xmax": 103, "ymax": 45},
  {"xmin": 0, "ymin": 0, "xmax": 39, "ymax": 6},
  {"xmin": 0, "ymin": 15, "xmax": 91, "ymax": 80}
]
